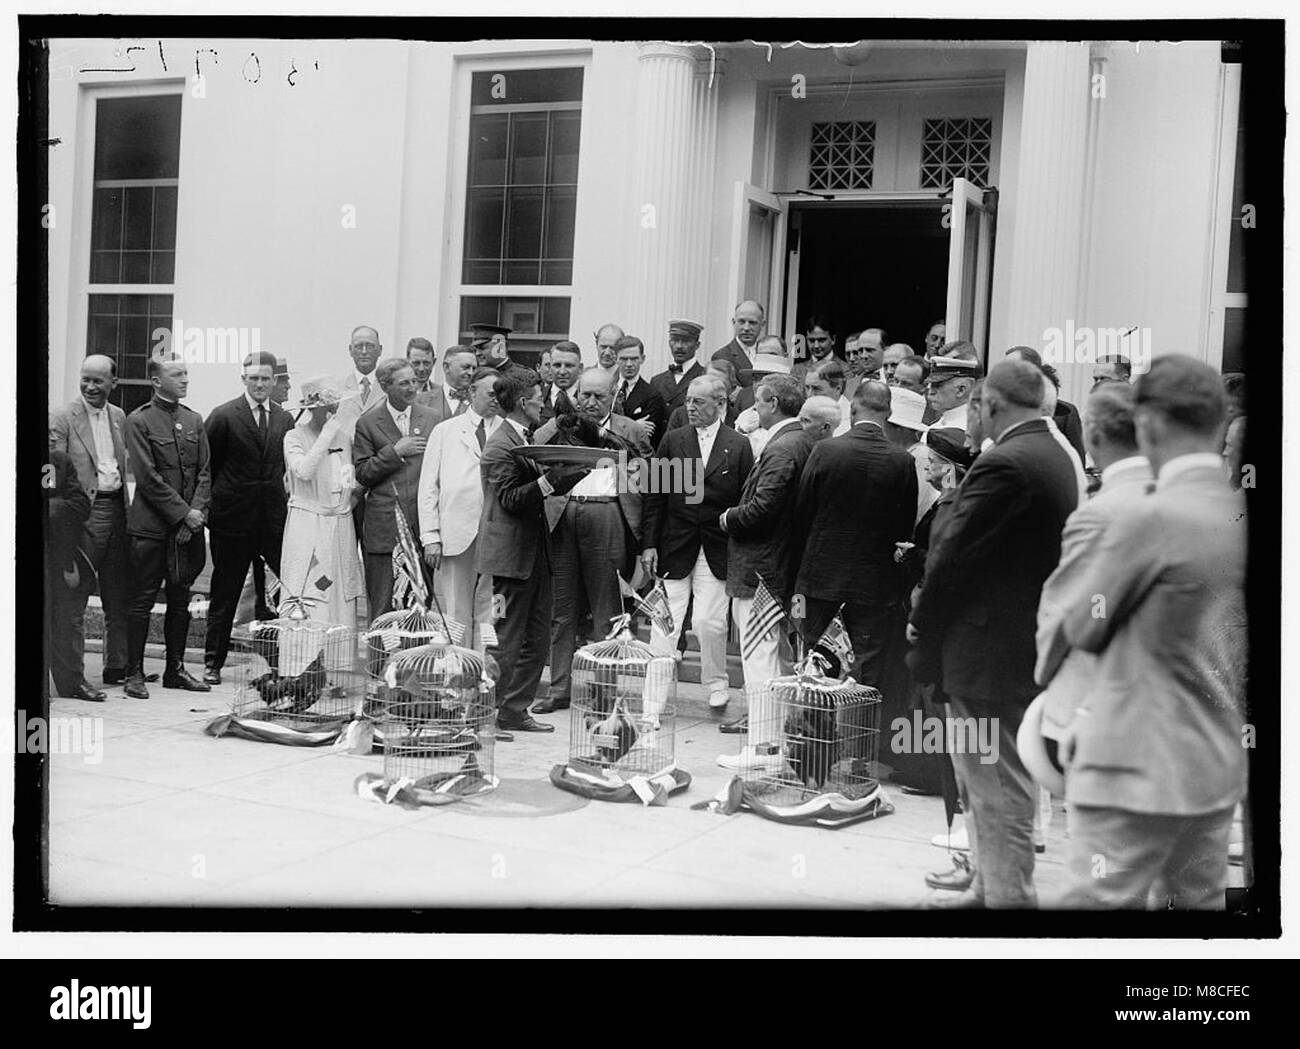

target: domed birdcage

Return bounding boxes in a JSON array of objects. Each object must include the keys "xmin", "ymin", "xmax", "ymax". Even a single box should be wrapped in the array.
[
  {"xmin": 363, "ymin": 606, "xmax": 466, "ymax": 715},
  {"xmin": 376, "ymin": 642, "xmax": 500, "ymax": 801},
  {"xmin": 221, "ymin": 603, "xmax": 364, "ymax": 738},
  {"xmin": 741, "ymin": 668, "xmax": 883, "ymax": 808},
  {"xmin": 569, "ymin": 615, "xmax": 678, "ymax": 778}
]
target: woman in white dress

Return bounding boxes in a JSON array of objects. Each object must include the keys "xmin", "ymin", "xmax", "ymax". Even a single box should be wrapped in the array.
[{"xmin": 279, "ymin": 377, "xmax": 365, "ymax": 627}]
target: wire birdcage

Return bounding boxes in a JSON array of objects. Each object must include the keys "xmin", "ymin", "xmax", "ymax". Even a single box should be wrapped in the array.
[
  {"xmin": 743, "ymin": 671, "xmax": 882, "ymax": 807},
  {"xmin": 377, "ymin": 642, "xmax": 500, "ymax": 800},
  {"xmin": 363, "ymin": 606, "xmax": 465, "ymax": 715},
  {"xmin": 569, "ymin": 615, "xmax": 677, "ymax": 778},
  {"xmin": 228, "ymin": 611, "xmax": 364, "ymax": 732}
]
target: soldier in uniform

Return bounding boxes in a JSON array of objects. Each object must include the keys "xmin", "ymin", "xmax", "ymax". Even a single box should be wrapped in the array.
[
  {"xmin": 471, "ymin": 322, "xmax": 531, "ymax": 383},
  {"xmin": 121, "ymin": 355, "xmax": 213, "ymax": 698}
]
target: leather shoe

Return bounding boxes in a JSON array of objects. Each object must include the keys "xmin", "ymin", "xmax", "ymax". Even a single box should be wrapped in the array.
[
  {"xmin": 162, "ymin": 667, "xmax": 211, "ymax": 692},
  {"xmin": 925, "ymin": 857, "xmax": 975, "ymax": 892},
  {"xmin": 103, "ymin": 669, "xmax": 158, "ymax": 685},
  {"xmin": 497, "ymin": 715, "xmax": 554, "ymax": 733},
  {"xmin": 62, "ymin": 682, "xmax": 107, "ymax": 702},
  {"xmin": 719, "ymin": 714, "xmax": 748, "ymax": 734},
  {"xmin": 921, "ymin": 890, "xmax": 985, "ymax": 910},
  {"xmin": 123, "ymin": 673, "xmax": 150, "ymax": 699},
  {"xmin": 531, "ymin": 698, "xmax": 569, "ymax": 714},
  {"xmin": 203, "ymin": 667, "xmax": 223, "ymax": 685}
]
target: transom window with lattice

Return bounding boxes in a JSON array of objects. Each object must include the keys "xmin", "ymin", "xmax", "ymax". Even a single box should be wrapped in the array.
[
  {"xmin": 920, "ymin": 117, "xmax": 993, "ymax": 188},
  {"xmin": 808, "ymin": 121, "xmax": 876, "ymax": 190}
]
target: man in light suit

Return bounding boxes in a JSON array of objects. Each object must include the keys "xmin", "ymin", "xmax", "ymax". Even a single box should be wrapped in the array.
[
  {"xmin": 353, "ymin": 358, "xmax": 438, "ymax": 622},
  {"xmin": 418, "ymin": 366, "xmax": 501, "ymax": 648},
  {"xmin": 410, "ymin": 341, "xmax": 477, "ymax": 426},
  {"xmin": 339, "ymin": 325, "xmax": 387, "ymax": 422},
  {"xmin": 1035, "ymin": 382, "xmax": 1152, "ymax": 750},
  {"xmin": 909, "ymin": 359, "xmax": 1080, "ymax": 908},
  {"xmin": 48, "ymin": 354, "xmax": 134, "ymax": 699},
  {"xmin": 711, "ymin": 300, "xmax": 765, "ymax": 389},
  {"xmin": 530, "ymin": 367, "xmax": 651, "ymax": 714},
  {"xmin": 476, "ymin": 369, "xmax": 590, "ymax": 733},
  {"xmin": 1057, "ymin": 356, "xmax": 1247, "ymax": 909}
]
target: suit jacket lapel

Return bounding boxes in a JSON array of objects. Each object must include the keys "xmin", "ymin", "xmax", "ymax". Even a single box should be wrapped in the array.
[
  {"xmin": 704, "ymin": 429, "xmax": 730, "ymax": 479},
  {"xmin": 375, "ymin": 406, "xmax": 402, "ymax": 447},
  {"xmin": 70, "ymin": 400, "xmax": 97, "ymax": 462}
]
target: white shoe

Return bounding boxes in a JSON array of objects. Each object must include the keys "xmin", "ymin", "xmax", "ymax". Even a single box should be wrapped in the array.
[
  {"xmin": 931, "ymin": 825, "xmax": 970, "ymax": 851},
  {"xmin": 708, "ymin": 688, "xmax": 730, "ymax": 709},
  {"xmin": 717, "ymin": 743, "xmax": 784, "ymax": 773}
]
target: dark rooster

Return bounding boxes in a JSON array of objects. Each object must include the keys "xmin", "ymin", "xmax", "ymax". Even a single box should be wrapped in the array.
[
  {"xmin": 554, "ymin": 410, "xmax": 634, "ymax": 453},
  {"xmin": 783, "ymin": 699, "xmax": 840, "ymax": 790},
  {"xmin": 250, "ymin": 650, "xmax": 328, "ymax": 714}
]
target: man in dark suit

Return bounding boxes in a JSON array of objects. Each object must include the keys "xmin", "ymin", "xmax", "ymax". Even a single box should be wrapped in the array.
[
  {"xmin": 353, "ymin": 357, "xmax": 439, "ymax": 622},
  {"xmin": 650, "ymin": 319, "xmax": 706, "ymax": 417},
  {"xmin": 791, "ymin": 380, "xmax": 917, "ymax": 703},
  {"xmin": 711, "ymin": 300, "xmax": 765, "ymax": 388},
  {"xmin": 49, "ymin": 354, "xmax": 135, "ymax": 699},
  {"xmin": 909, "ymin": 359, "xmax": 1081, "ymax": 909},
  {"xmin": 1057, "ymin": 356, "xmax": 1246, "ymax": 910},
  {"xmin": 718, "ymin": 375, "xmax": 814, "ymax": 748},
  {"xmin": 666, "ymin": 363, "xmax": 741, "ymax": 431},
  {"xmin": 201, "ymin": 351, "xmax": 293, "ymax": 683},
  {"xmin": 477, "ymin": 369, "xmax": 589, "ymax": 733},
  {"xmin": 641, "ymin": 374, "xmax": 754, "ymax": 709},
  {"xmin": 122, "ymin": 356, "xmax": 213, "ymax": 698},
  {"xmin": 538, "ymin": 341, "xmax": 583, "ymax": 427},
  {"xmin": 45, "ymin": 447, "xmax": 95, "ymax": 699},
  {"xmin": 530, "ymin": 367, "xmax": 651, "ymax": 714},
  {"xmin": 611, "ymin": 335, "xmax": 666, "ymax": 447}
]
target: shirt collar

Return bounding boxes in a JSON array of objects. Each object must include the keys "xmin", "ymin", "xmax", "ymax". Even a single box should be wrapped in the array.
[
  {"xmin": 81, "ymin": 396, "xmax": 104, "ymax": 416},
  {"xmin": 505, "ymin": 417, "xmax": 529, "ymax": 438},
  {"xmin": 386, "ymin": 400, "xmax": 409, "ymax": 425},
  {"xmin": 768, "ymin": 416, "xmax": 799, "ymax": 437},
  {"xmin": 355, "ymin": 370, "xmax": 375, "ymax": 388},
  {"xmin": 245, "ymin": 392, "xmax": 268, "ymax": 415},
  {"xmin": 995, "ymin": 417, "xmax": 1039, "ymax": 443},
  {"xmin": 852, "ymin": 419, "xmax": 884, "ymax": 432},
  {"xmin": 694, "ymin": 416, "xmax": 722, "ymax": 442},
  {"xmin": 1157, "ymin": 452, "xmax": 1225, "ymax": 488},
  {"xmin": 1100, "ymin": 455, "xmax": 1151, "ymax": 488}
]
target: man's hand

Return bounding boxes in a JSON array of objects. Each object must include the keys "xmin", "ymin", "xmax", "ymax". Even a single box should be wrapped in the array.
[
  {"xmin": 545, "ymin": 464, "xmax": 591, "ymax": 495},
  {"xmin": 636, "ymin": 417, "xmax": 655, "ymax": 440},
  {"xmin": 394, "ymin": 435, "xmax": 427, "ymax": 458},
  {"xmin": 905, "ymin": 621, "xmax": 920, "ymax": 644},
  {"xmin": 423, "ymin": 542, "xmax": 443, "ymax": 572},
  {"xmin": 176, "ymin": 525, "xmax": 192, "ymax": 545},
  {"xmin": 183, "ymin": 508, "xmax": 204, "ymax": 531},
  {"xmin": 641, "ymin": 549, "xmax": 658, "ymax": 575}
]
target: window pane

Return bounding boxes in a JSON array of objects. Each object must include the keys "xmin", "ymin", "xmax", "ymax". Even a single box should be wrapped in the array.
[
  {"xmin": 549, "ymin": 111, "xmax": 581, "ymax": 183},
  {"xmin": 90, "ymin": 250, "xmax": 120, "ymax": 284},
  {"xmin": 544, "ymin": 186, "xmax": 577, "ymax": 259},
  {"xmin": 502, "ymin": 298, "xmax": 541, "ymax": 334},
  {"xmin": 1222, "ymin": 307, "xmax": 1246, "ymax": 373},
  {"xmin": 471, "ymin": 68, "xmax": 583, "ymax": 106},
  {"xmin": 463, "ymin": 259, "xmax": 501, "ymax": 284},
  {"xmin": 459, "ymin": 296, "xmax": 501, "ymax": 332},
  {"xmin": 122, "ymin": 186, "xmax": 154, "ymax": 249},
  {"xmin": 469, "ymin": 114, "xmax": 509, "ymax": 186},
  {"xmin": 91, "ymin": 188, "xmax": 122, "ymax": 250},
  {"xmin": 121, "ymin": 251, "xmax": 151, "ymax": 284},
  {"xmin": 541, "ymin": 261, "xmax": 572, "ymax": 284},
  {"xmin": 88, "ymin": 313, "xmax": 119, "ymax": 357},
  {"xmin": 112, "ymin": 382, "xmax": 155, "ymax": 414},
  {"xmin": 510, "ymin": 113, "xmax": 549, "ymax": 184},
  {"xmin": 93, "ymin": 95, "xmax": 182, "ymax": 180},
  {"xmin": 151, "ymin": 250, "xmax": 175, "ymax": 284},
  {"xmin": 541, "ymin": 297, "xmax": 571, "ymax": 335},
  {"xmin": 1227, "ymin": 111, "xmax": 1248, "ymax": 294},
  {"xmin": 153, "ymin": 185, "xmax": 178, "ymax": 249},
  {"xmin": 464, "ymin": 187, "xmax": 505, "ymax": 262},
  {"xmin": 503, "ymin": 261, "xmax": 541, "ymax": 284},
  {"xmin": 505, "ymin": 186, "xmax": 544, "ymax": 261}
]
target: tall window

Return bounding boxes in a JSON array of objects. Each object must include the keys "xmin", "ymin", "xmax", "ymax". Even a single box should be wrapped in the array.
[
  {"xmin": 85, "ymin": 93, "xmax": 182, "ymax": 413},
  {"xmin": 460, "ymin": 67, "xmax": 582, "ymax": 362}
]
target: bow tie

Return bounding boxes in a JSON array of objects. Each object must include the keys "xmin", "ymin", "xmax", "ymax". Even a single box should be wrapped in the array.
[
  {"xmin": 669, "ymin": 363, "xmax": 683, "ymax": 374},
  {"xmin": 449, "ymin": 387, "xmax": 469, "ymax": 400}
]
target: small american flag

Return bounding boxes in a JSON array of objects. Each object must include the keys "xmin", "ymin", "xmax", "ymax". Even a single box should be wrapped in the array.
[
  {"xmin": 618, "ymin": 573, "xmax": 675, "ymax": 637},
  {"xmin": 480, "ymin": 620, "xmax": 499, "ymax": 649},
  {"xmin": 815, "ymin": 608, "xmax": 855, "ymax": 675},
  {"xmin": 391, "ymin": 504, "xmax": 428, "ymax": 610},
  {"xmin": 742, "ymin": 576, "xmax": 786, "ymax": 661}
]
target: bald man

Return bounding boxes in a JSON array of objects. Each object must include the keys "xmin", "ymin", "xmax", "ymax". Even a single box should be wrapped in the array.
[
  {"xmin": 48, "ymin": 355, "xmax": 137, "ymax": 699},
  {"xmin": 712, "ymin": 300, "xmax": 766, "ymax": 388}
]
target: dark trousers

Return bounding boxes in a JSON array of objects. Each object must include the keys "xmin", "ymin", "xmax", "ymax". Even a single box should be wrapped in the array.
[
  {"xmin": 251, "ymin": 556, "xmax": 273, "ymax": 618},
  {"xmin": 364, "ymin": 552, "xmax": 397, "ymax": 624},
  {"xmin": 204, "ymin": 525, "xmax": 283, "ymax": 669},
  {"xmin": 490, "ymin": 547, "xmax": 553, "ymax": 720},
  {"xmin": 547, "ymin": 501, "xmax": 627, "ymax": 701},
  {"xmin": 49, "ymin": 493, "xmax": 130, "ymax": 691},
  {"xmin": 801, "ymin": 595, "xmax": 899, "ymax": 692},
  {"xmin": 126, "ymin": 535, "xmax": 195, "ymax": 674}
]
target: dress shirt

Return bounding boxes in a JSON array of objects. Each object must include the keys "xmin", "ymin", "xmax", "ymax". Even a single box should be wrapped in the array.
[
  {"xmin": 570, "ymin": 414, "xmax": 619, "ymax": 498},
  {"xmin": 1100, "ymin": 455, "xmax": 1151, "ymax": 489},
  {"xmin": 387, "ymin": 401, "xmax": 410, "ymax": 437},
  {"xmin": 355, "ymin": 371, "xmax": 376, "ymax": 402},
  {"xmin": 245, "ymin": 392, "xmax": 271, "ymax": 433},
  {"xmin": 694, "ymin": 416, "xmax": 722, "ymax": 466},
  {"xmin": 1157, "ymin": 452, "xmax": 1226, "ymax": 490},
  {"xmin": 465, "ymin": 407, "xmax": 498, "ymax": 438},
  {"xmin": 837, "ymin": 396, "xmax": 852, "ymax": 435},
  {"xmin": 81, "ymin": 396, "xmax": 121, "ymax": 492},
  {"xmin": 936, "ymin": 403, "xmax": 969, "ymax": 430}
]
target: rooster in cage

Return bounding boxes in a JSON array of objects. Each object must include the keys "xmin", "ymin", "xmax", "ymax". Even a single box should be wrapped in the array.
[
  {"xmin": 783, "ymin": 699, "xmax": 840, "ymax": 790},
  {"xmin": 249, "ymin": 650, "xmax": 329, "ymax": 714}
]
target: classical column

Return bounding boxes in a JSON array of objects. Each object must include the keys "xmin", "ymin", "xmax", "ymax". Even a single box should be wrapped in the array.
[
  {"xmin": 625, "ymin": 43, "xmax": 721, "ymax": 375},
  {"xmin": 1002, "ymin": 42, "xmax": 1092, "ymax": 400}
]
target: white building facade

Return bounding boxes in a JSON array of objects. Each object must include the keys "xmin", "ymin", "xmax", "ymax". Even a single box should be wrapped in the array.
[{"xmin": 46, "ymin": 37, "xmax": 1248, "ymax": 419}]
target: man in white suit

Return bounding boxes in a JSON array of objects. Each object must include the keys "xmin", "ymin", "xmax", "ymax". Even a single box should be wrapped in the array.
[
  {"xmin": 1057, "ymin": 356, "xmax": 1247, "ymax": 909},
  {"xmin": 418, "ymin": 366, "xmax": 501, "ymax": 648},
  {"xmin": 1035, "ymin": 382, "xmax": 1152, "ymax": 751}
]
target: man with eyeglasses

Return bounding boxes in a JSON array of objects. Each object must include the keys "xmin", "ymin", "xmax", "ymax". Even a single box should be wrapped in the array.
[{"xmin": 925, "ymin": 352, "xmax": 983, "ymax": 431}]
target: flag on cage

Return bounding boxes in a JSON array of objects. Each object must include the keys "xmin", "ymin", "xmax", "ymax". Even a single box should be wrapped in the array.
[
  {"xmin": 814, "ymin": 607, "xmax": 855, "ymax": 676},
  {"xmin": 261, "ymin": 563, "xmax": 284, "ymax": 617},
  {"xmin": 617, "ymin": 573, "xmax": 674, "ymax": 637},
  {"xmin": 479, "ymin": 620, "xmax": 498, "ymax": 648},
  {"xmin": 392, "ymin": 504, "xmax": 428, "ymax": 609},
  {"xmin": 742, "ymin": 576, "xmax": 787, "ymax": 661}
]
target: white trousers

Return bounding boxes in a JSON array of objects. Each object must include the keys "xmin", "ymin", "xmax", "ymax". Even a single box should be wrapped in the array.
[
  {"xmin": 649, "ymin": 549, "xmax": 729, "ymax": 694},
  {"xmin": 731, "ymin": 594, "xmax": 790, "ymax": 744},
  {"xmin": 433, "ymin": 539, "xmax": 493, "ymax": 649}
]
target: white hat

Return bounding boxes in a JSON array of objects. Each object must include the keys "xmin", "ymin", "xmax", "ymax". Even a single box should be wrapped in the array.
[
  {"xmin": 887, "ymin": 386, "xmax": 928, "ymax": 431},
  {"xmin": 1016, "ymin": 693, "xmax": 1066, "ymax": 796},
  {"xmin": 750, "ymin": 352, "xmax": 791, "ymax": 376}
]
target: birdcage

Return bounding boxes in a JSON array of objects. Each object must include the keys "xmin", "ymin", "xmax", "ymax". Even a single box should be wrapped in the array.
[
  {"xmin": 226, "ymin": 610, "xmax": 364, "ymax": 734},
  {"xmin": 742, "ymin": 671, "xmax": 883, "ymax": 807},
  {"xmin": 376, "ymin": 642, "xmax": 500, "ymax": 801},
  {"xmin": 363, "ymin": 606, "xmax": 466, "ymax": 716},
  {"xmin": 569, "ymin": 615, "xmax": 678, "ymax": 778}
]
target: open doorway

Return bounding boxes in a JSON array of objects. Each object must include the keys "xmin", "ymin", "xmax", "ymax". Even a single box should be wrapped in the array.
[{"xmin": 788, "ymin": 200, "xmax": 951, "ymax": 357}]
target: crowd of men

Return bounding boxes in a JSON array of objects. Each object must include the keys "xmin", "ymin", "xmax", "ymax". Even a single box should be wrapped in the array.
[{"xmin": 46, "ymin": 299, "xmax": 1249, "ymax": 909}]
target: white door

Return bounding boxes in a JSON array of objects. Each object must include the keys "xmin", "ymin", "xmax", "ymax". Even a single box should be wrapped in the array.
[
  {"xmin": 944, "ymin": 177, "xmax": 996, "ymax": 361},
  {"xmin": 728, "ymin": 182, "xmax": 788, "ymax": 346}
]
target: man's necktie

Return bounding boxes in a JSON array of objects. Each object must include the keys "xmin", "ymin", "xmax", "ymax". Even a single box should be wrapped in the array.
[
  {"xmin": 614, "ymin": 382, "xmax": 628, "ymax": 415},
  {"xmin": 360, "ymin": 377, "xmax": 372, "ymax": 403},
  {"xmin": 257, "ymin": 403, "xmax": 267, "ymax": 434},
  {"xmin": 476, "ymin": 419, "xmax": 487, "ymax": 451}
]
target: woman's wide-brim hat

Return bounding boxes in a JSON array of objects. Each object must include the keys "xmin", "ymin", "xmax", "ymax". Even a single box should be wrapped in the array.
[
  {"xmin": 1016, "ymin": 692, "xmax": 1066, "ymax": 796},
  {"xmin": 295, "ymin": 376, "xmax": 345, "ymax": 409}
]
